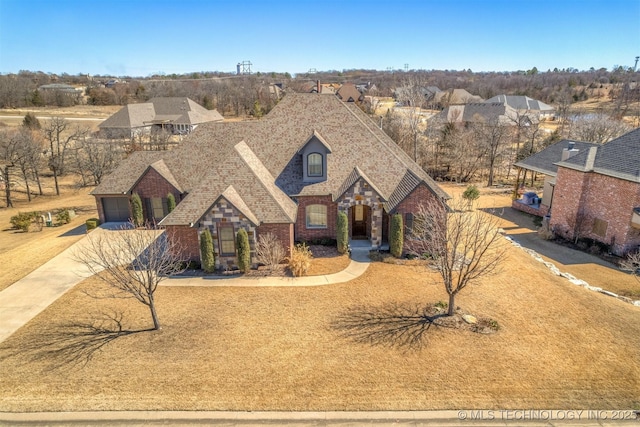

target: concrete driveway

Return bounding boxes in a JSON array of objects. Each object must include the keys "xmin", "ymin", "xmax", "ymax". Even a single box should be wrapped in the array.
[{"xmin": 0, "ymin": 225, "xmax": 158, "ymax": 344}]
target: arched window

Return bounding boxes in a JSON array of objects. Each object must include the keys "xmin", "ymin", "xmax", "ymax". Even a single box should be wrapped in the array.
[
  {"xmin": 306, "ymin": 204, "xmax": 327, "ymax": 228},
  {"xmin": 307, "ymin": 153, "xmax": 323, "ymax": 177}
]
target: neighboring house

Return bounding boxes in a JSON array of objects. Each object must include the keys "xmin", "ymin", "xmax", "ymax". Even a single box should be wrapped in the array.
[
  {"xmin": 513, "ymin": 129, "xmax": 640, "ymax": 255},
  {"xmin": 434, "ymin": 102, "xmax": 521, "ymax": 125},
  {"xmin": 433, "ymin": 88, "xmax": 483, "ymax": 108},
  {"xmin": 393, "ymin": 86, "xmax": 441, "ymax": 107},
  {"xmin": 99, "ymin": 97, "xmax": 223, "ymax": 139},
  {"xmin": 92, "ymin": 93, "xmax": 449, "ymax": 269},
  {"xmin": 336, "ymin": 83, "xmax": 364, "ymax": 102},
  {"xmin": 485, "ymin": 95, "xmax": 555, "ymax": 120},
  {"xmin": 512, "ymin": 140, "xmax": 598, "ymax": 217}
]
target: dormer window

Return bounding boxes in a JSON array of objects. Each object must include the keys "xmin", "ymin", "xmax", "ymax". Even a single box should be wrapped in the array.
[
  {"xmin": 298, "ymin": 130, "xmax": 332, "ymax": 183},
  {"xmin": 308, "ymin": 153, "xmax": 323, "ymax": 177}
]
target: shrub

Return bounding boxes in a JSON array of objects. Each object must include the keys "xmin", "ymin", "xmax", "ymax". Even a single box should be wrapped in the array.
[
  {"xmin": 288, "ymin": 243, "xmax": 313, "ymax": 277},
  {"xmin": 255, "ymin": 232, "xmax": 285, "ymax": 270},
  {"xmin": 56, "ymin": 209, "xmax": 71, "ymax": 225},
  {"xmin": 10, "ymin": 211, "xmax": 39, "ymax": 232},
  {"xmin": 390, "ymin": 213, "xmax": 404, "ymax": 258},
  {"xmin": 86, "ymin": 218, "xmax": 100, "ymax": 231},
  {"xmin": 236, "ymin": 228, "xmax": 251, "ymax": 273},
  {"xmin": 131, "ymin": 193, "xmax": 143, "ymax": 227},
  {"xmin": 200, "ymin": 229, "xmax": 216, "ymax": 273},
  {"xmin": 462, "ymin": 185, "xmax": 480, "ymax": 209},
  {"xmin": 337, "ymin": 211, "xmax": 349, "ymax": 254},
  {"xmin": 167, "ymin": 193, "xmax": 176, "ymax": 213}
]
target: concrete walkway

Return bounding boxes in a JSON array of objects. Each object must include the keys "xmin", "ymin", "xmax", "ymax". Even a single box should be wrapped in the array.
[
  {"xmin": 0, "ymin": 229, "xmax": 371, "ymax": 344},
  {"xmin": 166, "ymin": 245, "xmax": 371, "ymax": 287}
]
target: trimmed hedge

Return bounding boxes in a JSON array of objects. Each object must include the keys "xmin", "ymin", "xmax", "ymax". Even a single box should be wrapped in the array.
[
  {"xmin": 390, "ymin": 214, "xmax": 404, "ymax": 258},
  {"xmin": 337, "ymin": 211, "xmax": 349, "ymax": 254},
  {"xmin": 236, "ymin": 228, "xmax": 251, "ymax": 273},
  {"xmin": 86, "ymin": 218, "xmax": 100, "ymax": 231},
  {"xmin": 200, "ymin": 229, "xmax": 215, "ymax": 273}
]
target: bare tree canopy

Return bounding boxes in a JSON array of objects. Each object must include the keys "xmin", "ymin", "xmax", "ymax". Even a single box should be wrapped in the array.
[
  {"xmin": 74, "ymin": 226, "xmax": 187, "ymax": 330},
  {"xmin": 407, "ymin": 197, "xmax": 507, "ymax": 316},
  {"xmin": 568, "ymin": 113, "xmax": 632, "ymax": 144}
]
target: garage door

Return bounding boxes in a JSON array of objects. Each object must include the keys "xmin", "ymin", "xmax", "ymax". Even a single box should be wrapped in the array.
[{"xmin": 102, "ymin": 197, "xmax": 130, "ymax": 222}]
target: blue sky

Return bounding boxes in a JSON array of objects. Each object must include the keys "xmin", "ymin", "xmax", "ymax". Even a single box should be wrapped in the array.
[{"xmin": 0, "ymin": 0, "xmax": 638, "ymax": 76}]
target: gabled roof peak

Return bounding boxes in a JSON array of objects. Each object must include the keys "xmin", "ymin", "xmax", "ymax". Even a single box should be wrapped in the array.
[{"xmin": 297, "ymin": 129, "xmax": 332, "ymax": 154}]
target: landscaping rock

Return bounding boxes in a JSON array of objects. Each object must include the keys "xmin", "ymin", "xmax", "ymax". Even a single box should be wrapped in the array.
[
  {"xmin": 599, "ymin": 290, "xmax": 618, "ymax": 298},
  {"xmin": 462, "ymin": 314, "xmax": 477, "ymax": 324}
]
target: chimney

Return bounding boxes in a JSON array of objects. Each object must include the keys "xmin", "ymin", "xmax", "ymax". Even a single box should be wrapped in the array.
[
  {"xmin": 561, "ymin": 141, "xmax": 580, "ymax": 161},
  {"xmin": 317, "ymin": 80, "xmax": 321, "ymax": 94},
  {"xmin": 584, "ymin": 146, "xmax": 598, "ymax": 171}
]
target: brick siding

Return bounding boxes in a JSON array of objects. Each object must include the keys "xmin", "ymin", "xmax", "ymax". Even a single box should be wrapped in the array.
[
  {"xmin": 393, "ymin": 183, "xmax": 442, "ymax": 252},
  {"xmin": 131, "ymin": 168, "xmax": 182, "ymax": 221},
  {"xmin": 165, "ymin": 225, "xmax": 200, "ymax": 261},
  {"xmin": 295, "ymin": 195, "xmax": 338, "ymax": 242},
  {"xmin": 512, "ymin": 200, "xmax": 549, "ymax": 217},
  {"xmin": 550, "ymin": 167, "xmax": 640, "ymax": 255},
  {"xmin": 257, "ymin": 223, "xmax": 294, "ymax": 257}
]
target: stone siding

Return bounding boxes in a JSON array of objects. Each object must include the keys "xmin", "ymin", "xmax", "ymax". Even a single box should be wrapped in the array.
[
  {"xmin": 337, "ymin": 178, "xmax": 384, "ymax": 248},
  {"xmin": 199, "ymin": 197, "xmax": 257, "ymax": 269}
]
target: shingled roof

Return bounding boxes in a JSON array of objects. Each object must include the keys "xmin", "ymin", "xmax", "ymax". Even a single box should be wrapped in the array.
[
  {"xmin": 485, "ymin": 95, "xmax": 554, "ymax": 113},
  {"xmin": 96, "ymin": 93, "xmax": 448, "ymax": 227},
  {"xmin": 515, "ymin": 140, "xmax": 598, "ymax": 176},
  {"xmin": 98, "ymin": 97, "xmax": 222, "ymax": 130},
  {"xmin": 556, "ymin": 127, "xmax": 640, "ymax": 183}
]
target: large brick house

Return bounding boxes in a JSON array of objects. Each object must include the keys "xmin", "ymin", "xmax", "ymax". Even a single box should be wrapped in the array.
[
  {"xmin": 92, "ymin": 93, "xmax": 449, "ymax": 268},
  {"xmin": 513, "ymin": 128, "xmax": 640, "ymax": 256}
]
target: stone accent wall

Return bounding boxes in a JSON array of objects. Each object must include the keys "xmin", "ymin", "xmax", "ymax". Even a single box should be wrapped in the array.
[
  {"xmin": 257, "ymin": 223, "xmax": 294, "ymax": 257},
  {"xmin": 337, "ymin": 178, "xmax": 384, "ymax": 248},
  {"xmin": 295, "ymin": 195, "xmax": 338, "ymax": 241},
  {"xmin": 165, "ymin": 225, "xmax": 200, "ymax": 261},
  {"xmin": 550, "ymin": 167, "xmax": 640, "ymax": 255},
  {"xmin": 198, "ymin": 197, "xmax": 257, "ymax": 269}
]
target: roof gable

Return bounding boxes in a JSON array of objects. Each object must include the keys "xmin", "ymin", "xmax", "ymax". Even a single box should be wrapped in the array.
[{"xmin": 515, "ymin": 140, "xmax": 597, "ymax": 176}]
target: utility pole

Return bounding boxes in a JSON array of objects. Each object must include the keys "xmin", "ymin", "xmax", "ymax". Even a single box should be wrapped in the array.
[{"xmin": 635, "ymin": 56, "xmax": 639, "ymax": 71}]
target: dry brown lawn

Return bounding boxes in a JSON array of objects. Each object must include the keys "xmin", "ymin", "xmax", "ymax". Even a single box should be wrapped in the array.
[
  {"xmin": 0, "ymin": 246, "xmax": 638, "ymax": 412},
  {"xmin": 0, "ymin": 175, "xmax": 97, "ymax": 291}
]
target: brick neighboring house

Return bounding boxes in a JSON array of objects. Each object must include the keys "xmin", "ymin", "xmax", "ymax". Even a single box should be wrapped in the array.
[
  {"xmin": 92, "ymin": 93, "xmax": 449, "ymax": 269},
  {"xmin": 98, "ymin": 97, "xmax": 223, "ymax": 139},
  {"xmin": 513, "ymin": 129, "xmax": 640, "ymax": 256}
]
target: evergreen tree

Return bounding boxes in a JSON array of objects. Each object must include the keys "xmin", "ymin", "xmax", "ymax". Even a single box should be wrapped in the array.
[
  {"xmin": 131, "ymin": 193, "xmax": 144, "ymax": 227},
  {"xmin": 200, "ymin": 229, "xmax": 215, "ymax": 273},
  {"xmin": 337, "ymin": 211, "xmax": 349, "ymax": 254},
  {"xmin": 236, "ymin": 228, "xmax": 251, "ymax": 273},
  {"xmin": 167, "ymin": 193, "xmax": 176, "ymax": 213},
  {"xmin": 390, "ymin": 214, "xmax": 404, "ymax": 258}
]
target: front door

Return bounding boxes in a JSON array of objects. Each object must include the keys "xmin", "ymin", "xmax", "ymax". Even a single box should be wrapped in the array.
[{"xmin": 351, "ymin": 204, "xmax": 368, "ymax": 239}]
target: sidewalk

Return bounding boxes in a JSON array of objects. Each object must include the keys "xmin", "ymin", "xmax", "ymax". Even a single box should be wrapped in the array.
[{"xmin": 165, "ymin": 246, "xmax": 371, "ymax": 287}]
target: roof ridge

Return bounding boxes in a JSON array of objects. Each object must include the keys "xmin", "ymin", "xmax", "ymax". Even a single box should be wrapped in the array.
[{"xmin": 234, "ymin": 141, "xmax": 297, "ymax": 223}]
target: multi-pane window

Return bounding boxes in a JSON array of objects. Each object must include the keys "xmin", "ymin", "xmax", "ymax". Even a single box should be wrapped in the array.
[
  {"xmin": 150, "ymin": 197, "xmax": 165, "ymax": 221},
  {"xmin": 306, "ymin": 204, "xmax": 327, "ymax": 228},
  {"xmin": 218, "ymin": 225, "xmax": 236, "ymax": 256},
  {"xmin": 308, "ymin": 153, "xmax": 323, "ymax": 177}
]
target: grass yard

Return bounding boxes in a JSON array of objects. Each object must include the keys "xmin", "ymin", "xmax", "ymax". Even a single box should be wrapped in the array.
[
  {"xmin": 0, "ymin": 176, "xmax": 98, "ymax": 292},
  {"xmin": 0, "ymin": 246, "xmax": 639, "ymax": 411}
]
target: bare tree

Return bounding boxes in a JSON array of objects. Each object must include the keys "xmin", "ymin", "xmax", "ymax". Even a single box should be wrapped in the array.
[
  {"xmin": 407, "ymin": 198, "xmax": 507, "ymax": 316},
  {"xmin": 41, "ymin": 117, "xmax": 88, "ymax": 195},
  {"xmin": 0, "ymin": 129, "xmax": 19, "ymax": 207},
  {"xmin": 255, "ymin": 232, "xmax": 286, "ymax": 271},
  {"xmin": 620, "ymin": 250, "xmax": 640, "ymax": 282},
  {"xmin": 74, "ymin": 226, "xmax": 187, "ymax": 330},
  {"xmin": 74, "ymin": 136, "xmax": 122, "ymax": 186},
  {"xmin": 568, "ymin": 113, "xmax": 632, "ymax": 143},
  {"xmin": 472, "ymin": 117, "xmax": 511, "ymax": 186}
]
